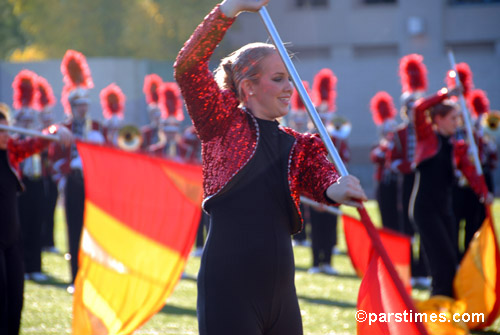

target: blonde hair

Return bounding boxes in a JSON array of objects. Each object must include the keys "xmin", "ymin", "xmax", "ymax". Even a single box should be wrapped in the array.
[{"xmin": 214, "ymin": 42, "xmax": 276, "ymax": 101}]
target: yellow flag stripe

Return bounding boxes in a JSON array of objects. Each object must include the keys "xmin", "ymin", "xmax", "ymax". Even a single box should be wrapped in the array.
[
  {"xmin": 84, "ymin": 200, "xmax": 185, "ymax": 284},
  {"xmin": 82, "ymin": 277, "xmax": 123, "ymax": 333}
]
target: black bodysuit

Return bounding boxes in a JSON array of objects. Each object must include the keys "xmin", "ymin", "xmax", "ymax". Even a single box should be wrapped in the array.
[
  {"xmin": 411, "ymin": 133, "xmax": 458, "ymax": 297},
  {"xmin": 198, "ymin": 118, "xmax": 303, "ymax": 335}
]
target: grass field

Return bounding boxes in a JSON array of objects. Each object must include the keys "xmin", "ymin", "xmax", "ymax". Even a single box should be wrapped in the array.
[{"xmin": 20, "ymin": 200, "xmax": 500, "ymax": 334}]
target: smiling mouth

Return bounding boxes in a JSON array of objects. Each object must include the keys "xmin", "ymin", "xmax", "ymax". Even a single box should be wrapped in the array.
[{"xmin": 279, "ymin": 97, "xmax": 290, "ymax": 105}]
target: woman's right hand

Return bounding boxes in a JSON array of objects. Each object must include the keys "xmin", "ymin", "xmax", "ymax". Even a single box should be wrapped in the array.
[
  {"xmin": 220, "ymin": 0, "xmax": 270, "ymax": 18},
  {"xmin": 326, "ymin": 175, "xmax": 368, "ymax": 208}
]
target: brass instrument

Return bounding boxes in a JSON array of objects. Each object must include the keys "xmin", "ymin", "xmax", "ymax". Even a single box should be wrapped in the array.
[
  {"xmin": 482, "ymin": 110, "xmax": 500, "ymax": 141},
  {"xmin": 117, "ymin": 125, "xmax": 143, "ymax": 152},
  {"xmin": 330, "ymin": 115, "xmax": 352, "ymax": 140}
]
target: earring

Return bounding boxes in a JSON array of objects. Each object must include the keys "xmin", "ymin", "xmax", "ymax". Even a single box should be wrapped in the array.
[{"xmin": 249, "ymin": 92, "xmax": 254, "ymax": 96}]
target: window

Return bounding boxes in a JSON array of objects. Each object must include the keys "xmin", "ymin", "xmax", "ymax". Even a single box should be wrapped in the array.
[
  {"xmin": 446, "ymin": 41, "xmax": 496, "ymax": 55},
  {"xmin": 288, "ymin": 46, "xmax": 331, "ymax": 59},
  {"xmin": 363, "ymin": 0, "xmax": 397, "ymax": 3},
  {"xmin": 450, "ymin": 0, "xmax": 500, "ymax": 4},
  {"xmin": 296, "ymin": 0, "xmax": 329, "ymax": 8}
]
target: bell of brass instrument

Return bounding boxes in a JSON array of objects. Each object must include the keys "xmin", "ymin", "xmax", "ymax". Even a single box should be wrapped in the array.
[
  {"xmin": 482, "ymin": 110, "xmax": 500, "ymax": 141},
  {"xmin": 329, "ymin": 115, "xmax": 352, "ymax": 140},
  {"xmin": 117, "ymin": 124, "xmax": 143, "ymax": 151}
]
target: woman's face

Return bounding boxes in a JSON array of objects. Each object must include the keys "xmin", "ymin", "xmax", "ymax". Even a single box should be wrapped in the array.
[
  {"xmin": 244, "ymin": 52, "xmax": 293, "ymax": 121},
  {"xmin": 0, "ymin": 119, "xmax": 9, "ymax": 150},
  {"xmin": 435, "ymin": 108, "xmax": 460, "ymax": 136}
]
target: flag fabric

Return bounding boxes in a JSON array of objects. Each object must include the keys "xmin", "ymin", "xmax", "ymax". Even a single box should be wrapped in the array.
[
  {"xmin": 343, "ymin": 214, "xmax": 412, "ymax": 293},
  {"xmin": 357, "ymin": 252, "xmax": 423, "ymax": 335},
  {"xmin": 454, "ymin": 205, "xmax": 500, "ymax": 329},
  {"xmin": 72, "ymin": 142, "xmax": 203, "ymax": 334},
  {"xmin": 354, "ymin": 207, "xmax": 428, "ymax": 335}
]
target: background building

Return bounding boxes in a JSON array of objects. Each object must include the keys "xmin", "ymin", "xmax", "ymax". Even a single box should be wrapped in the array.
[{"xmin": 1, "ymin": 0, "xmax": 499, "ymax": 195}]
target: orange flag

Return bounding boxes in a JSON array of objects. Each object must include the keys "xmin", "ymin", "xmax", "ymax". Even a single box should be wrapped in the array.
[
  {"xmin": 454, "ymin": 206, "xmax": 500, "ymax": 329},
  {"xmin": 343, "ymin": 214, "xmax": 412, "ymax": 293},
  {"xmin": 72, "ymin": 142, "xmax": 203, "ymax": 334}
]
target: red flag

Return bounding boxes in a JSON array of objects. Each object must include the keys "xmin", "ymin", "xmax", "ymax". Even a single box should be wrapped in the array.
[
  {"xmin": 357, "ymin": 252, "xmax": 423, "ymax": 335},
  {"xmin": 343, "ymin": 214, "xmax": 412, "ymax": 293},
  {"xmin": 72, "ymin": 142, "xmax": 203, "ymax": 334},
  {"xmin": 454, "ymin": 205, "xmax": 500, "ymax": 329}
]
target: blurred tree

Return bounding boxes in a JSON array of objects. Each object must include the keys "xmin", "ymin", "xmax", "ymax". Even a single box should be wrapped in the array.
[
  {"xmin": 0, "ymin": 0, "xmax": 27, "ymax": 59},
  {"xmin": 6, "ymin": 0, "xmax": 231, "ymax": 61}
]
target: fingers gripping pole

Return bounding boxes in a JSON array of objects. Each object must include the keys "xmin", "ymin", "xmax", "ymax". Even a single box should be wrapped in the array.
[{"xmin": 258, "ymin": 7, "xmax": 348, "ymax": 177}]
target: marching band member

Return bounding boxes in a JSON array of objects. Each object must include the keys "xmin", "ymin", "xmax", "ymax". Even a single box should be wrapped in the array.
[
  {"xmin": 100, "ymin": 83, "xmax": 126, "ymax": 147},
  {"xmin": 0, "ymin": 104, "xmax": 71, "ymax": 335},
  {"xmin": 469, "ymin": 89, "xmax": 497, "ymax": 193},
  {"xmin": 152, "ymin": 82, "xmax": 184, "ymax": 160},
  {"xmin": 453, "ymin": 87, "xmax": 496, "ymax": 261},
  {"xmin": 369, "ymin": 91, "xmax": 399, "ymax": 232},
  {"xmin": 409, "ymin": 85, "xmax": 492, "ymax": 297},
  {"xmin": 307, "ymin": 68, "xmax": 345, "ymax": 275},
  {"xmin": 393, "ymin": 54, "xmax": 431, "ymax": 287},
  {"xmin": 141, "ymin": 74, "xmax": 163, "ymax": 151},
  {"xmin": 288, "ymin": 81, "xmax": 311, "ymax": 133},
  {"xmin": 12, "ymin": 70, "xmax": 50, "ymax": 282},
  {"xmin": 174, "ymin": 0, "xmax": 366, "ymax": 332},
  {"xmin": 55, "ymin": 50, "xmax": 104, "ymax": 293},
  {"xmin": 35, "ymin": 75, "xmax": 60, "ymax": 254}
]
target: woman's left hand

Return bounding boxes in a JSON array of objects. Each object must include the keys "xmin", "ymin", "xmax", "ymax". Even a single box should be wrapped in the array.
[{"xmin": 326, "ymin": 175, "xmax": 367, "ymax": 208}]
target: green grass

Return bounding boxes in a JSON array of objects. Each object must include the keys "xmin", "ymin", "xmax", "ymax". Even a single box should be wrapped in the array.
[{"xmin": 21, "ymin": 200, "xmax": 500, "ymax": 334}]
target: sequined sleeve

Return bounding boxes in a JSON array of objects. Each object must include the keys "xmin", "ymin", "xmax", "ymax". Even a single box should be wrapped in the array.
[
  {"xmin": 291, "ymin": 131, "xmax": 340, "ymax": 205},
  {"xmin": 174, "ymin": 5, "xmax": 238, "ymax": 142},
  {"xmin": 8, "ymin": 136, "xmax": 50, "ymax": 167}
]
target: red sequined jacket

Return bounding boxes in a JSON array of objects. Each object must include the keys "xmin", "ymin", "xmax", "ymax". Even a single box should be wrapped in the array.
[
  {"xmin": 413, "ymin": 90, "xmax": 488, "ymax": 199},
  {"xmin": 7, "ymin": 136, "xmax": 50, "ymax": 191},
  {"xmin": 174, "ymin": 5, "xmax": 339, "ymax": 232}
]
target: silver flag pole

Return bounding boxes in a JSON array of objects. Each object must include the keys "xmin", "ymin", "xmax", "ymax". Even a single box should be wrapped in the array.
[
  {"xmin": 447, "ymin": 49, "xmax": 482, "ymax": 175},
  {"xmin": 259, "ymin": 7, "xmax": 348, "ymax": 177},
  {"xmin": 300, "ymin": 196, "xmax": 343, "ymax": 216},
  {"xmin": 0, "ymin": 124, "xmax": 60, "ymax": 141}
]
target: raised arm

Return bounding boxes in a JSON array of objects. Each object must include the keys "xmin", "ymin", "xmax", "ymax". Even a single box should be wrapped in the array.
[
  {"xmin": 173, "ymin": 5, "xmax": 236, "ymax": 141},
  {"xmin": 173, "ymin": 0, "xmax": 269, "ymax": 142}
]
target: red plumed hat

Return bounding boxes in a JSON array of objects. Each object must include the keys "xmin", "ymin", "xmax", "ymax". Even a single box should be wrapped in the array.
[
  {"xmin": 370, "ymin": 91, "xmax": 397, "ymax": 125},
  {"xmin": 100, "ymin": 83, "xmax": 126, "ymax": 119},
  {"xmin": 35, "ymin": 76, "xmax": 56, "ymax": 111},
  {"xmin": 143, "ymin": 74, "xmax": 163, "ymax": 105},
  {"xmin": 61, "ymin": 50, "xmax": 93, "ymax": 115},
  {"xmin": 399, "ymin": 54, "xmax": 428, "ymax": 93},
  {"xmin": 60, "ymin": 50, "xmax": 94, "ymax": 89},
  {"xmin": 446, "ymin": 62, "xmax": 473, "ymax": 98},
  {"xmin": 468, "ymin": 89, "xmax": 489, "ymax": 119},
  {"xmin": 312, "ymin": 68, "xmax": 337, "ymax": 112},
  {"xmin": 291, "ymin": 81, "xmax": 310, "ymax": 112},
  {"xmin": 159, "ymin": 82, "xmax": 184, "ymax": 121},
  {"xmin": 12, "ymin": 69, "xmax": 38, "ymax": 110}
]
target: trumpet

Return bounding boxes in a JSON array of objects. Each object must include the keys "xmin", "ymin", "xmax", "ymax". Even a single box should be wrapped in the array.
[{"xmin": 116, "ymin": 124, "xmax": 143, "ymax": 152}]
